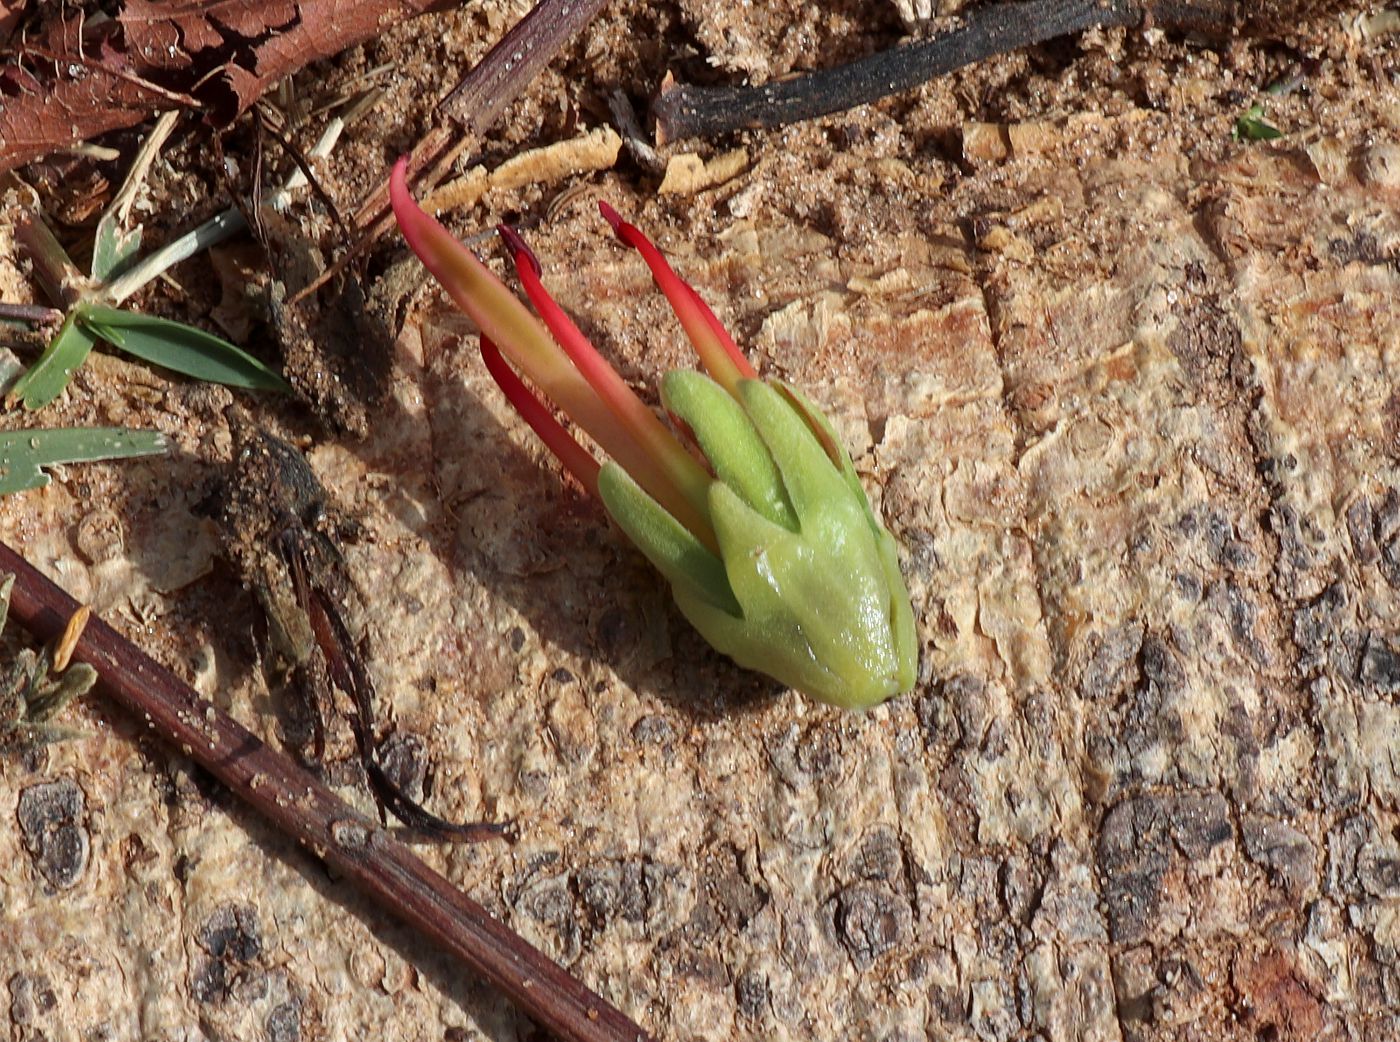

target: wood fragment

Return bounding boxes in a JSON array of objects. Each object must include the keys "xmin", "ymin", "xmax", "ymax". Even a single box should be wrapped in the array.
[
  {"xmin": 421, "ymin": 126, "xmax": 623, "ymax": 215},
  {"xmin": 51, "ymin": 604, "xmax": 90, "ymax": 673},
  {"xmin": 657, "ymin": 149, "xmax": 750, "ymax": 195},
  {"xmin": 436, "ymin": 0, "xmax": 610, "ymax": 132},
  {"xmin": 295, "ymin": 0, "xmax": 612, "ymax": 305},
  {"xmin": 420, "ymin": 168, "xmax": 493, "ymax": 216}
]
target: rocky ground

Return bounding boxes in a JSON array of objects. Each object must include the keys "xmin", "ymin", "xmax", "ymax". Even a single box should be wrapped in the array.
[{"xmin": 2, "ymin": 2, "xmax": 1399, "ymax": 1040}]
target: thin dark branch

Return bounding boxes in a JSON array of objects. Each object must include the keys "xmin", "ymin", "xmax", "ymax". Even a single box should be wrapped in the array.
[
  {"xmin": 296, "ymin": 555, "xmax": 512, "ymax": 841},
  {"xmin": 0, "ymin": 302, "xmax": 65, "ymax": 326},
  {"xmin": 608, "ymin": 89, "xmax": 665, "ymax": 175},
  {"xmin": 437, "ymin": 0, "xmax": 611, "ymax": 131},
  {"xmin": 0, "ymin": 539, "xmax": 655, "ymax": 1042},
  {"xmin": 254, "ymin": 104, "xmax": 353, "ymax": 238},
  {"xmin": 652, "ymin": 0, "xmax": 1240, "ymax": 142}
]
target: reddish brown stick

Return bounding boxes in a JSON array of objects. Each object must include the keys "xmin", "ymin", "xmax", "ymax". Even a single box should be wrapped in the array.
[
  {"xmin": 437, "ymin": 0, "xmax": 611, "ymax": 131},
  {"xmin": 0, "ymin": 539, "xmax": 653, "ymax": 1042}
]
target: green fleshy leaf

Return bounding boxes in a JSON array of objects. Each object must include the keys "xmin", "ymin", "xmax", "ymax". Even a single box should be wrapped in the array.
[
  {"xmin": 662, "ymin": 370, "xmax": 796, "ymax": 531},
  {"xmin": 606, "ymin": 373, "xmax": 919, "ymax": 710},
  {"xmin": 737, "ymin": 379, "xmax": 852, "ymax": 527},
  {"xmin": 8, "ymin": 313, "xmax": 99, "ymax": 411},
  {"xmin": 673, "ymin": 583, "xmax": 839, "ymax": 703},
  {"xmin": 773, "ymin": 380, "xmax": 874, "ymax": 513},
  {"xmin": 597, "ymin": 462, "xmax": 739, "ymax": 616},
  {"xmin": 875, "ymin": 525, "xmax": 918, "ymax": 695},
  {"xmin": 710, "ymin": 470, "xmax": 896, "ymax": 709},
  {"xmin": 775, "ymin": 380, "xmax": 916, "ymax": 692},
  {"xmin": 77, "ymin": 303, "xmax": 292, "ymax": 393},
  {"xmin": 0, "ymin": 427, "xmax": 167, "ymax": 496}
]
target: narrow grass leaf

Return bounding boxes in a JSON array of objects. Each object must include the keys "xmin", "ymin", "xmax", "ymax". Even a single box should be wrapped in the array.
[
  {"xmin": 91, "ymin": 216, "xmax": 144, "ymax": 282},
  {"xmin": 78, "ymin": 304, "xmax": 292, "ymax": 393},
  {"xmin": 0, "ymin": 427, "xmax": 166, "ymax": 495},
  {"xmin": 8, "ymin": 314, "xmax": 99, "ymax": 411}
]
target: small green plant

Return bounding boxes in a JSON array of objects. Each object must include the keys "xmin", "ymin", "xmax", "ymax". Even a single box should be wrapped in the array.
[
  {"xmin": 0, "ymin": 427, "xmax": 166, "ymax": 496},
  {"xmin": 391, "ymin": 159, "xmax": 917, "ymax": 709},
  {"xmin": 1233, "ymin": 103, "xmax": 1283, "ymax": 142},
  {"xmin": 8, "ymin": 302, "xmax": 291, "ymax": 411},
  {"xmin": 0, "ymin": 575, "xmax": 98, "ymax": 751},
  {"xmin": 7, "ymin": 115, "xmax": 293, "ymax": 410}
]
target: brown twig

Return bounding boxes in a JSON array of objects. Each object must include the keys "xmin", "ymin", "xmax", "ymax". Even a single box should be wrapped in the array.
[
  {"xmin": 12, "ymin": 210, "xmax": 92, "ymax": 309},
  {"xmin": 652, "ymin": 0, "xmax": 1240, "ymax": 142},
  {"xmin": 0, "ymin": 538, "xmax": 655, "ymax": 1042},
  {"xmin": 253, "ymin": 103, "xmax": 353, "ymax": 237},
  {"xmin": 294, "ymin": 0, "xmax": 611, "ymax": 305},
  {"xmin": 288, "ymin": 125, "xmax": 463, "ymax": 307}
]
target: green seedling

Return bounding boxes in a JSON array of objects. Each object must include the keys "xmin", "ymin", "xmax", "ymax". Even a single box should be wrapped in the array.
[
  {"xmin": 391, "ymin": 159, "xmax": 917, "ymax": 709},
  {"xmin": 7, "ymin": 114, "xmax": 295, "ymax": 411},
  {"xmin": 7, "ymin": 303, "xmax": 291, "ymax": 411},
  {"xmin": 91, "ymin": 203, "xmax": 144, "ymax": 283}
]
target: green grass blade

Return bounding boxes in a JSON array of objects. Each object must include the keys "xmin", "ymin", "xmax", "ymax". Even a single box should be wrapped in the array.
[
  {"xmin": 0, "ymin": 427, "xmax": 166, "ymax": 495},
  {"xmin": 7, "ymin": 313, "xmax": 99, "ymax": 411},
  {"xmin": 91, "ymin": 215, "xmax": 143, "ymax": 282},
  {"xmin": 77, "ymin": 303, "xmax": 292, "ymax": 393}
]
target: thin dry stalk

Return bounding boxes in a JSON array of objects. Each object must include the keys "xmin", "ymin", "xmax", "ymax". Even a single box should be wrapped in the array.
[{"xmin": 0, "ymin": 539, "xmax": 655, "ymax": 1042}]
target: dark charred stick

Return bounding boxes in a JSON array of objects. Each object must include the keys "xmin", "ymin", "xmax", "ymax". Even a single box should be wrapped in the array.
[
  {"xmin": 437, "ymin": 0, "xmax": 611, "ymax": 131},
  {"xmin": 608, "ymin": 90, "xmax": 666, "ymax": 175},
  {"xmin": 652, "ymin": 0, "xmax": 1240, "ymax": 142},
  {"xmin": 0, "ymin": 539, "xmax": 655, "ymax": 1042}
]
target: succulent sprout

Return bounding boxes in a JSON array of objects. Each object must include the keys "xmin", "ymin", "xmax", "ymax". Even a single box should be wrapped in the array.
[{"xmin": 391, "ymin": 159, "xmax": 916, "ymax": 709}]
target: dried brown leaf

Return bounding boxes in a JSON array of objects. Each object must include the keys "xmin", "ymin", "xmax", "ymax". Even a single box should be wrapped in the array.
[
  {"xmin": 120, "ymin": 0, "xmax": 299, "ymax": 67},
  {"xmin": 0, "ymin": 0, "xmax": 449, "ymax": 175}
]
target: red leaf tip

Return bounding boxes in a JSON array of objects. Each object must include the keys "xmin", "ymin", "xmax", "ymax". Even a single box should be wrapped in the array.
[
  {"xmin": 388, "ymin": 155, "xmax": 422, "ymax": 248},
  {"xmin": 497, "ymin": 224, "xmax": 542, "ymax": 276},
  {"xmin": 389, "ymin": 155, "xmax": 411, "ymax": 199},
  {"xmin": 597, "ymin": 200, "xmax": 649, "ymax": 252},
  {"xmin": 597, "ymin": 199, "xmax": 623, "ymax": 234}
]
